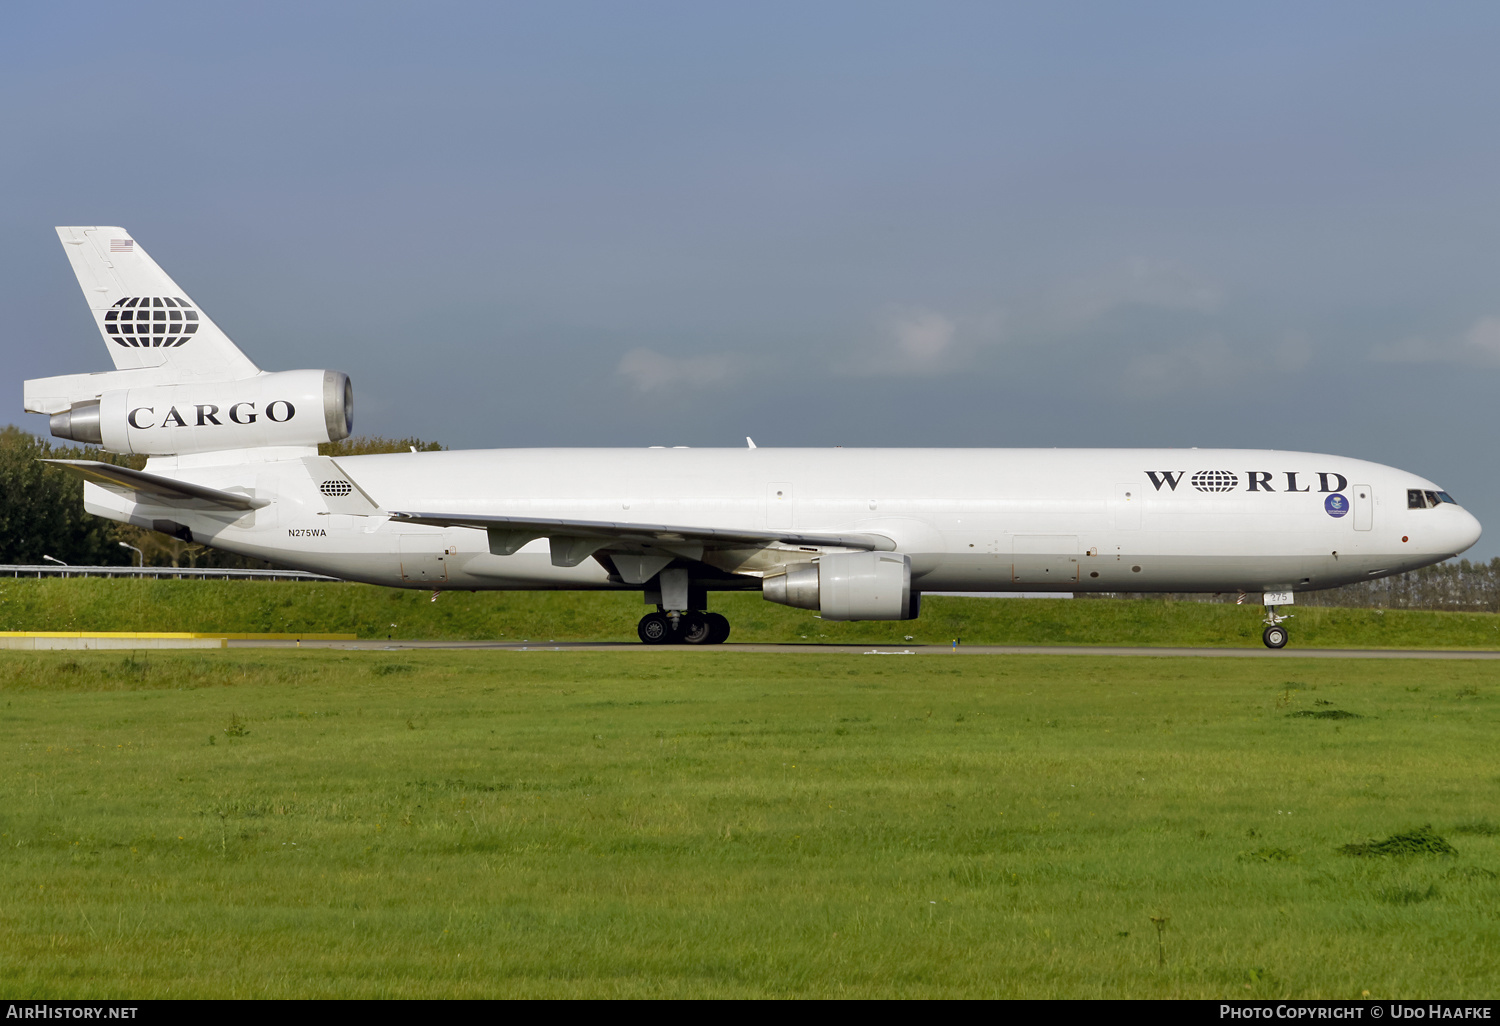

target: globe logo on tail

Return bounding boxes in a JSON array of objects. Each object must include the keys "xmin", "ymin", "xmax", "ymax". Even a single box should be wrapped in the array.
[{"xmin": 103, "ymin": 297, "xmax": 200, "ymax": 348}]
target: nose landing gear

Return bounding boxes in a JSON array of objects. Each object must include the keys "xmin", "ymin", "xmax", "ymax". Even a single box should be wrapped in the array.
[
  {"xmin": 1261, "ymin": 603, "xmax": 1292, "ymax": 649},
  {"xmin": 1243, "ymin": 589, "xmax": 1294, "ymax": 648},
  {"xmin": 636, "ymin": 609, "xmax": 731, "ymax": 645}
]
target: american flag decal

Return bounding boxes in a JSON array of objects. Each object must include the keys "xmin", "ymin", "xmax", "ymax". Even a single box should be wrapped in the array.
[{"xmin": 110, "ymin": 239, "xmax": 134, "ymax": 253}]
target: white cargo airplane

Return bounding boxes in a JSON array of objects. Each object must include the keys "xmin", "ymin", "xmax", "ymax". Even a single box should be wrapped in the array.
[{"xmin": 26, "ymin": 227, "xmax": 1482, "ymax": 648}]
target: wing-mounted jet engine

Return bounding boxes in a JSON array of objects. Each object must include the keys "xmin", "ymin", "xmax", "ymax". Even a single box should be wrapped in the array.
[{"xmin": 761, "ymin": 553, "xmax": 918, "ymax": 621}]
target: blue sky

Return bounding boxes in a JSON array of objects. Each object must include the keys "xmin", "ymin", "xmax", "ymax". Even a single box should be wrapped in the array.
[{"xmin": 5, "ymin": 2, "xmax": 1500, "ymax": 559}]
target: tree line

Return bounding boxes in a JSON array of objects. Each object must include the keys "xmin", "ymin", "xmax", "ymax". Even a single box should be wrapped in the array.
[
  {"xmin": 1083, "ymin": 558, "xmax": 1500, "ymax": 613},
  {"xmin": 0, "ymin": 425, "xmax": 441, "ymax": 568}
]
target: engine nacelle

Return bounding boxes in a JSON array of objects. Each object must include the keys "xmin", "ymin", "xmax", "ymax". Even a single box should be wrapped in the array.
[
  {"xmin": 763, "ymin": 552, "xmax": 919, "ymax": 620},
  {"xmin": 49, "ymin": 370, "xmax": 352, "ymax": 455}
]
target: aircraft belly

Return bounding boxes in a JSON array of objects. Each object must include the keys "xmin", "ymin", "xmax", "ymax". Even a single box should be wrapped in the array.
[
  {"xmin": 917, "ymin": 553, "xmax": 1011, "ymax": 591},
  {"xmin": 918, "ymin": 547, "xmax": 1420, "ymax": 594}
]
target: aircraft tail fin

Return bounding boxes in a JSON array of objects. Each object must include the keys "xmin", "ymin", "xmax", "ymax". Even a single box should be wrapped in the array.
[{"xmin": 56, "ymin": 227, "xmax": 259, "ymax": 381}]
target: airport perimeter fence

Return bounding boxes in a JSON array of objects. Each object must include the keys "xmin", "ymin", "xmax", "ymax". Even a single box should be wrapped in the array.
[
  {"xmin": 0, "ymin": 565, "xmax": 338, "ymax": 582},
  {"xmin": 5, "ymin": 560, "xmax": 1498, "ymax": 613},
  {"xmin": 1085, "ymin": 557, "xmax": 1500, "ymax": 613}
]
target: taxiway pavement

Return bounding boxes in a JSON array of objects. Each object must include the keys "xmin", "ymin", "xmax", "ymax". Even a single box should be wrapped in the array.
[{"xmin": 226, "ymin": 639, "xmax": 1500, "ymax": 659}]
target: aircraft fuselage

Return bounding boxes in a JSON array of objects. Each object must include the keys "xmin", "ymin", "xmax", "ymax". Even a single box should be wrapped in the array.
[{"xmin": 91, "ymin": 446, "xmax": 1481, "ymax": 596}]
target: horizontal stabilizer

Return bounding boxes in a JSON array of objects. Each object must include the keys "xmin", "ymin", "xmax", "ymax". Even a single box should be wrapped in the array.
[
  {"xmin": 43, "ymin": 460, "xmax": 266, "ymax": 512},
  {"xmin": 389, "ymin": 510, "xmax": 895, "ymax": 553}
]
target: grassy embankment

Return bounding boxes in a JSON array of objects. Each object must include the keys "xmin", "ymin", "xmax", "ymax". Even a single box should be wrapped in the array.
[
  {"xmin": 2, "ymin": 577, "xmax": 1499, "ymax": 647},
  {"xmin": 1, "ymin": 649, "xmax": 1497, "ymax": 997}
]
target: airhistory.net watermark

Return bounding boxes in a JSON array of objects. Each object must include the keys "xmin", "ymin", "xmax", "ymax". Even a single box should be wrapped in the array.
[{"xmin": 5, "ymin": 1007, "xmax": 138, "ymax": 1020}]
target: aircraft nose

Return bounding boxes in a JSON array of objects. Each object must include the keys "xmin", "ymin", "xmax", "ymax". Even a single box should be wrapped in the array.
[{"xmin": 1449, "ymin": 508, "xmax": 1483, "ymax": 555}]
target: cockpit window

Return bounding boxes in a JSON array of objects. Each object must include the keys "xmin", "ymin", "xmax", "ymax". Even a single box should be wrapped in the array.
[{"xmin": 1409, "ymin": 489, "xmax": 1459, "ymax": 508}]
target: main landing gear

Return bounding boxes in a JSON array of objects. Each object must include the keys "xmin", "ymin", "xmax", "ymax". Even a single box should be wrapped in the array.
[
  {"xmin": 637, "ymin": 569, "xmax": 730, "ymax": 644},
  {"xmin": 637, "ymin": 609, "xmax": 731, "ymax": 645}
]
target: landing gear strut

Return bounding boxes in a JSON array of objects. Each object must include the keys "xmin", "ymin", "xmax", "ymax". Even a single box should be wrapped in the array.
[{"xmin": 636, "ymin": 609, "xmax": 731, "ymax": 645}]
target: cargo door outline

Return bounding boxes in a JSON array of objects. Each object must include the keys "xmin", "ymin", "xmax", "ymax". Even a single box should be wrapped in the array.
[
  {"xmin": 1011, "ymin": 534, "xmax": 1080, "ymax": 583},
  {"xmin": 399, "ymin": 533, "xmax": 451, "ymax": 582}
]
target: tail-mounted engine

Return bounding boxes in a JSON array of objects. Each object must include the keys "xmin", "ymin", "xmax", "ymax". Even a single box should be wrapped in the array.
[
  {"xmin": 762, "ymin": 552, "xmax": 919, "ymax": 620},
  {"xmin": 48, "ymin": 369, "xmax": 352, "ymax": 455}
]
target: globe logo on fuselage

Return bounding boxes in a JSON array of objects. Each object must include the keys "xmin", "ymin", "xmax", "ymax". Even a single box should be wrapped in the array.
[
  {"xmin": 1191, "ymin": 471, "xmax": 1238, "ymax": 492},
  {"xmin": 103, "ymin": 297, "xmax": 200, "ymax": 348},
  {"xmin": 1325, "ymin": 493, "xmax": 1349, "ymax": 518}
]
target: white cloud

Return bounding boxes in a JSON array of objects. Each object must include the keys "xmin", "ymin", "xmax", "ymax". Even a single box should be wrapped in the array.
[
  {"xmin": 1468, "ymin": 317, "xmax": 1500, "ymax": 362},
  {"xmin": 1371, "ymin": 316, "xmax": 1500, "ymax": 368},
  {"xmin": 890, "ymin": 309, "xmax": 956, "ymax": 364},
  {"xmin": 1122, "ymin": 331, "xmax": 1313, "ymax": 397},
  {"xmin": 838, "ymin": 307, "xmax": 970, "ymax": 377},
  {"xmin": 616, "ymin": 348, "xmax": 733, "ymax": 392},
  {"xmin": 1123, "ymin": 336, "xmax": 1240, "ymax": 395},
  {"xmin": 1038, "ymin": 258, "xmax": 1224, "ymax": 332},
  {"xmin": 833, "ymin": 261, "xmax": 1221, "ymax": 379}
]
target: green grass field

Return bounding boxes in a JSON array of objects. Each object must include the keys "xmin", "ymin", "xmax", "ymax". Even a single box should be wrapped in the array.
[
  {"xmin": 3, "ymin": 577, "xmax": 1500, "ymax": 648},
  {"xmin": 3, "ymin": 649, "xmax": 1498, "ymax": 998}
]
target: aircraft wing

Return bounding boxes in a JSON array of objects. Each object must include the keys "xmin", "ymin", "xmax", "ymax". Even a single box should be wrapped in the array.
[
  {"xmin": 388, "ymin": 509, "xmax": 895, "ymax": 577},
  {"xmin": 43, "ymin": 460, "xmax": 267, "ymax": 512},
  {"xmin": 390, "ymin": 510, "xmax": 895, "ymax": 551}
]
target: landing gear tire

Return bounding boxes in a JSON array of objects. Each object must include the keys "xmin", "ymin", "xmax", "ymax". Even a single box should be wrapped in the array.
[
  {"xmin": 1262, "ymin": 625, "xmax": 1288, "ymax": 649},
  {"xmin": 705, "ymin": 612, "xmax": 731, "ymax": 645},
  {"xmin": 638, "ymin": 612, "xmax": 672, "ymax": 645},
  {"xmin": 679, "ymin": 613, "xmax": 713, "ymax": 645}
]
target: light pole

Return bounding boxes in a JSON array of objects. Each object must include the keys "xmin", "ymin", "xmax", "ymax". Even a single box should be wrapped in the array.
[
  {"xmin": 41, "ymin": 554, "xmax": 69, "ymax": 577},
  {"xmin": 119, "ymin": 542, "xmax": 144, "ymax": 567}
]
